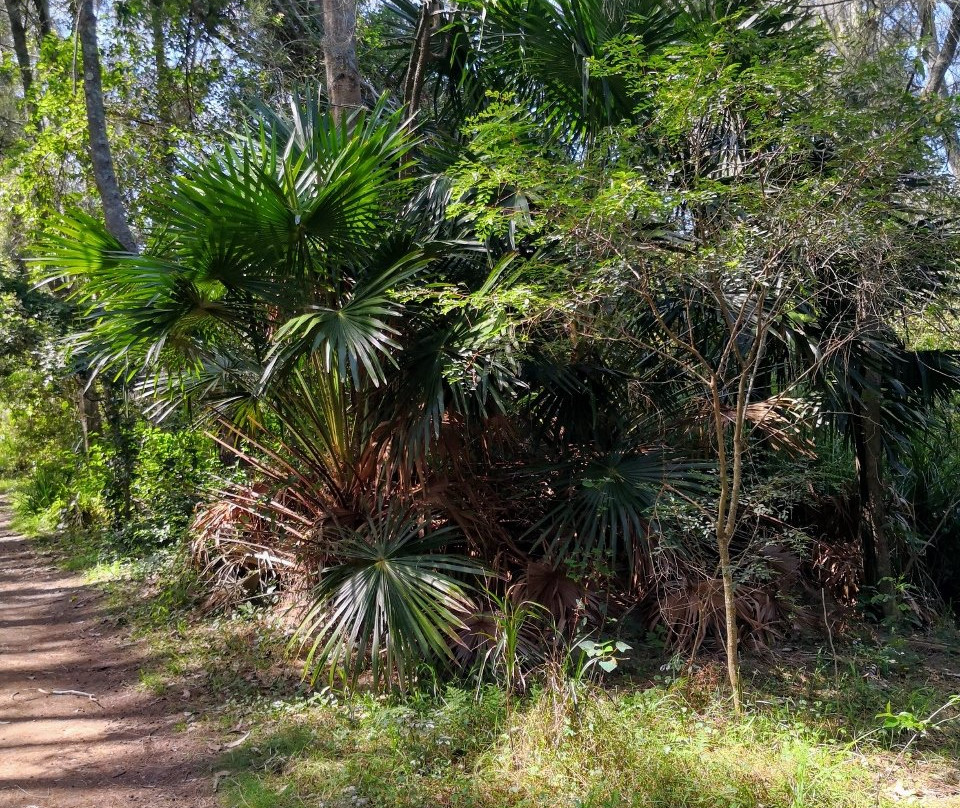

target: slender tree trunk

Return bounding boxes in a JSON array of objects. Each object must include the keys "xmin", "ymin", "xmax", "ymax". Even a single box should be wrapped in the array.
[
  {"xmin": 711, "ymin": 377, "xmax": 743, "ymax": 711},
  {"xmin": 78, "ymin": 0, "xmax": 138, "ymax": 252},
  {"xmin": 320, "ymin": 0, "xmax": 362, "ymax": 122},
  {"xmin": 34, "ymin": 0, "xmax": 51, "ymax": 37},
  {"xmin": 77, "ymin": 369, "xmax": 103, "ymax": 442},
  {"xmin": 402, "ymin": 0, "xmax": 439, "ymax": 118},
  {"xmin": 943, "ymin": 126, "xmax": 960, "ymax": 178},
  {"xmin": 852, "ymin": 408, "xmax": 878, "ymax": 587},
  {"xmin": 923, "ymin": 0, "xmax": 960, "ymax": 98},
  {"xmin": 77, "ymin": 0, "xmax": 138, "ymax": 520},
  {"xmin": 6, "ymin": 0, "xmax": 34, "ymax": 106},
  {"xmin": 717, "ymin": 531, "xmax": 742, "ymax": 706},
  {"xmin": 101, "ymin": 385, "xmax": 136, "ymax": 524},
  {"xmin": 858, "ymin": 377, "xmax": 898, "ymax": 621},
  {"xmin": 151, "ymin": 0, "xmax": 176, "ymax": 172},
  {"xmin": 151, "ymin": 0, "xmax": 168, "ymax": 107}
]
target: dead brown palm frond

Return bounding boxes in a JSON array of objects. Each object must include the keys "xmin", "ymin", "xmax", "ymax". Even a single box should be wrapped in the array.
[
  {"xmin": 509, "ymin": 560, "xmax": 593, "ymax": 633},
  {"xmin": 722, "ymin": 395, "xmax": 816, "ymax": 457},
  {"xmin": 651, "ymin": 577, "xmax": 781, "ymax": 657},
  {"xmin": 809, "ymin": 538, "xmax": 861, "ymax": 608},
  {"xmin": 190, "ymin": 493, "xmax": 301, "ymax": 611},
  {"xmin": 453, "ymin": 611, "xmax": 500, "ymax": 668},
  {"xmin": 681, "ymin": 394, "xmax": 816, "ymax": 458}
]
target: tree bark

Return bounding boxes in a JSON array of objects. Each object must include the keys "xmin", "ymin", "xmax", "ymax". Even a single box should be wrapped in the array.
[
  {"xmin": 6, "ymin": 0, "xmax": 34, "ymax": 104},
  {"xmin": 852, "ymin": 408, "xmax": 878, "ymax": 588},
  {"xmin": 857, "ymin": 376, "xmax": 898, "ymax": 621},
  {"xmin": 923, "ymin": 0, "xmax": 960, "ymax": 98},
  {"xmin": 34, "ymin": 0, "xmax": 51, "ymax": 37},
  {"xmin": 78, "ymin": 0, "xmax": 138, "ymax": 252},
  {"xmin": 321, "ymin": 0, "xmax": 362, "ymax": 123},
  {"xmin": 402, "ymin": 0, "xmax": 439, "ymax": 118},
  {"xmin": 711, "ymin": 377, "xmax": 743, "ymax": 711},
  {"xmin": 76, "ymin": 371, "xmax": 103, "ymax": 454},
  {"xmin": 919, "ymin": 0, "xmax": 939, "ymax": 67},
  {"xmin": 150, "ymin": 0, "xmax": 176, "ymax": 172},
  {"xmin": 717, "ymin": 532, "xmax": 742, "ymax": 707},
  {"xmin": 151, "ymin": 0, "xmax": 168, "ymax": 104}
]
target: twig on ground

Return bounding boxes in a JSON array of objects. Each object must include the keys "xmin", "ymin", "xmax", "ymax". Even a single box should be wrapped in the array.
[
  {"xmin": 223, "ymin": 730, "xmax": 251, "ymax": 749},
  {"xmin": 37, "ymin": 688, "xmax": 104, "ymax": 708}
]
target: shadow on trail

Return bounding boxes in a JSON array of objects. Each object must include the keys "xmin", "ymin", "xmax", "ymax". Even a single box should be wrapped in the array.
[{"xmin": 0, "ymin": 503, "xmax": 219, "ymax": 808}]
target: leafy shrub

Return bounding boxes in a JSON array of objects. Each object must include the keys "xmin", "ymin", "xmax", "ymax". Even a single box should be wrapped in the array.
[
  {"xmin": 19, "ymin": 458, "xmax": 70, "ymax": 514},
  {"xmin": 122, "ymin": 424, "xmax": 220, "ymax": 550}
]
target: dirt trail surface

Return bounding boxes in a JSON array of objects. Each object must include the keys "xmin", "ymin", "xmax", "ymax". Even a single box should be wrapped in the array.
[{"xmin": 0, "ymin": 505, "xmax": 219, "ymax": 808}]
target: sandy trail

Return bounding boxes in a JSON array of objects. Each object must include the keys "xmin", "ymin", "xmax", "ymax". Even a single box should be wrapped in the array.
[{"xmin": 0, "ymin": 502, "xmax": 218, "ymax": 807}]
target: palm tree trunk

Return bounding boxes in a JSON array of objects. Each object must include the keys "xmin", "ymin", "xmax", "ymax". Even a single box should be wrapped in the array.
[
  {"xmin": 78, "ymin": 0, "xmax": 138, "ymax": 252},
  {"xmin": 321, "ymin": 0, "xmax": 362, "ymax": 122}
]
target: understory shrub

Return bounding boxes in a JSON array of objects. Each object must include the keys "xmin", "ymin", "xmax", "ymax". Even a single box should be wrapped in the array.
[
  {"xmin": 8, "ymin": 417, "xmax": 221, "ymax": 556},
  {"xmin": 122, "ymin": 423, "xmax": 221, "ymax": 550}
]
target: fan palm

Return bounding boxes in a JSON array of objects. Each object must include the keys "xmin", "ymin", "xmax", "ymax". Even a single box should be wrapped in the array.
[
  {"xmin": 42, "ymin": 97, "xmax": 419, "ymax": 386},
  {"xmin": 40, "ymin": 93, "xmax": 525, "ymax": 686},
  {"xmin": 295, "ymin": 507, "xmax": 484, "ymax": 690}
]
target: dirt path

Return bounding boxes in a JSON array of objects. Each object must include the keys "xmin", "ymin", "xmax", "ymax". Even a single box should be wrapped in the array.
[{"xmin": 0, "ymin": 504, "xmax": 219, "ymax": 808}]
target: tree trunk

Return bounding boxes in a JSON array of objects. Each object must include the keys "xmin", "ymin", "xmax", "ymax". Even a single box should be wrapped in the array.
[
  {"xmin": 711, "ymin": 378, "xmax": 743, "ymax": 711},
  {"xmin": 852, "ymin": 408, "xmax": 878, "ymax": 588},
  {"xmin": 6, "ymin": 0, "xmax": 34, "ymax": 105},
  {"xmin": 101, "ymin": 383, "xmax": 136, "ymax": 525},
  {"xmin": 923, "ymin": 0, "xmax": 960, "ymax": 98},
  {"xmin": 34, "ymin": 0, "xmax": 51, "ymax": 37},
  {"xmin": 402, "ymin": 0, "xmax": 439, "ymax": 118},
  {"xmin": 78, "ymin": 0, "xmax": 138, "ymax": 252},
  {"xmin": 717, "ymin": 532, "xmax": 742, "ymax": 708},
  {"xmin": 321, "ymin": 0, "xmax": 362, "ymax": 123},
  {"xmin": 151, "ymin": 0, "xmax": 176, "ymax": 172},
  {"xmin": 151, "ymin": 0, "xmax": 168, "ymax": 107},
  {"xmin": 857, "ymin": 377, "xmax": 898, "ymax": 621}
]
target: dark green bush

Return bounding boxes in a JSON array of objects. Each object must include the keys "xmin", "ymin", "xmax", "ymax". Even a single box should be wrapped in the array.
[{"xmin": 121, "ymin": 423, "xmax": 221, "ymax": 550}]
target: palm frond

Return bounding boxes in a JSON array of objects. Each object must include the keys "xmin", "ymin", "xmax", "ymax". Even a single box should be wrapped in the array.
[{"xmin": 295, "ymin": 508, "xmax": 482, "ymax": 690}]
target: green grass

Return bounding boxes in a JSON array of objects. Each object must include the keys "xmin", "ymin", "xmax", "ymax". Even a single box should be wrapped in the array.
[
  {"xmin": 1, "ymin": 475, "xmax": 137, "ymax": 581},
  {"xmin": 214, "ymin": 682, "xmax": 900, "ymax": 808},
  {"xmin": 0, "ymin": 476, "xmax": 21, "ymax": 495},
  {"xmin": 205, "ymin": 644, "xmax": 960, "ymax": 808},
  {"xmin": 0, "ymin": 476, "xmax": 63, "ymax": 537}
]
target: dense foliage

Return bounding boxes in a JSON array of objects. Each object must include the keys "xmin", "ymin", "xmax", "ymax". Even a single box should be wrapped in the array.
[{"xmin": 4, "ymin": 0, "xmax": 960, "ymax": 705}]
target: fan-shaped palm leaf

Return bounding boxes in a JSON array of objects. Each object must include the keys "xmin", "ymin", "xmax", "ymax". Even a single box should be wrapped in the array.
[
  {"xmin": 295, "ymin": 508, "xmax": 483, "ymax": 690},
  {"xmin": 532, "ymin": 448, "xmax": 710, "ymax": 565}
]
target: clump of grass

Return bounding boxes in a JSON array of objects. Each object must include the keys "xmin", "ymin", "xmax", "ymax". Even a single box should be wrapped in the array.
[
  {"xmin": 138, "ymin": 669, "xmax": 168, "ymax": 696},
  {"xmin": 479, "ymin": 686, "xmax": 877, "ymax": 808}
]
